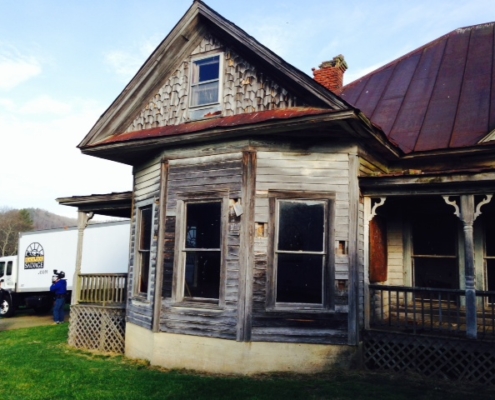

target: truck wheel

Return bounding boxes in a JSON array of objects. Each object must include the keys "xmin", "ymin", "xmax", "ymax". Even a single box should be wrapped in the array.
[{"xmin": 0, "ymin": 295, "xmax": 14, "ymax": 318}]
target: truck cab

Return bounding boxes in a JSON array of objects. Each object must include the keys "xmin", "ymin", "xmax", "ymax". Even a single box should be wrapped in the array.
[{"xmin": 0, "ymin": 256, "xmax": 17, "ymax": 316}]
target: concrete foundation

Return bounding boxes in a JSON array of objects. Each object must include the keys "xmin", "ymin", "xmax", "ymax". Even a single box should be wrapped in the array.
[{"xmin": 125, "ymin": 322, "xmax": 357, "ymax": 375}]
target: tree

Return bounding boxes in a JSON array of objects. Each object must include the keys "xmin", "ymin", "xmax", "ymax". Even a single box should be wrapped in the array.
[{"xmin": 0, "ymin": 208, "xmax": 34, "ymax": 256}]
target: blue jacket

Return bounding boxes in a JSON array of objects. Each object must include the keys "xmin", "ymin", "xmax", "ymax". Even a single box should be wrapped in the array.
[{"xmin": 50, "ymin": 279, "xmax": 67, "ymax": 295}]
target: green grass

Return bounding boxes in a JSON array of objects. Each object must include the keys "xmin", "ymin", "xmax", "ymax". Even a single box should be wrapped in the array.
[{"xmin": 0, "ymin": 325, "xmax": 494, "ymax": 400}]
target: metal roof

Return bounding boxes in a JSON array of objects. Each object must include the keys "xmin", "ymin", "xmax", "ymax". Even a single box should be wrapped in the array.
[
  {"xmin": 341, "ymin": 22, "xmax": 495, "ymax": 155},
  {"xmin": 91, "ymin": 108, "xmax": 338, "ymax": 147}
]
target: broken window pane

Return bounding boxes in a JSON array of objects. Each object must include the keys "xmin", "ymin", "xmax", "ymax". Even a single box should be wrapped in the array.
[{"xmin": 276, "ymin": 254, "xmax": 323, "ymax": 304}]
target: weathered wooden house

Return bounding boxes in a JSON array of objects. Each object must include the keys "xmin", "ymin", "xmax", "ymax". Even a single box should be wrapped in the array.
[{"xmin": 62, "ymin": 1, "xmax": 495, "ymax": 381}]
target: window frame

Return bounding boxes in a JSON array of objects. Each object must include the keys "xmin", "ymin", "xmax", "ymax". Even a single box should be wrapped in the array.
[
  {"xmin": 133, "ymin": 199, "xmax": 155, "ymax": 300},
  {"xmin": 172, "ymin": 192, "xmax": 228, "ymax": 308},
  {"xmin": 189, "ymin": 52, "xmax": 223, "ymax": 109},
  {"xmin": 267, "ymin": 191, "xmax": 335, "ymax": 312}
]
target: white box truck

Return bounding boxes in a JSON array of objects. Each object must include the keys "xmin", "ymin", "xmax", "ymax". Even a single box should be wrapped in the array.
[{"xmin": 0, "ymin": 220, "xmax": 130, "ymax": 317}]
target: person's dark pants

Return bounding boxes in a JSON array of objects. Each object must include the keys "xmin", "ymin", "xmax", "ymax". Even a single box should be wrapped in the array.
[{"xmin": 53, "ymin": 297, "xmax": 65, "ymax": 323}]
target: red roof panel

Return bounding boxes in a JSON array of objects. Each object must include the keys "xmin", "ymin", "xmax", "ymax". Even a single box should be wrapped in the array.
[
  {"xmin": 342, "ymin": 22, "xmax": 495, "ymax": 154},
  {"xmin": 91, "ymin": 108, "xmax": 337, "ymax": 147}
]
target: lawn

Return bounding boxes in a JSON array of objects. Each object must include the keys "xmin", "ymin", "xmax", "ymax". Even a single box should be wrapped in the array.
[{"xmin": 0, "ymin": 325, "xmax": 493, "ymax": 400}]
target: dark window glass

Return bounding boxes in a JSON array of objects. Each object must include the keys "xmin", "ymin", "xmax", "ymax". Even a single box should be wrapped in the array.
[
  {"xmin": 278, "ymin": 201, "xmax": 324, "ymax": 252},
  {"xmin": 184, "ymin": 252, "xmax": 221, "ymax": 299},
  {"xmin": 276, "ymin": 254, "xmax": 323, "ymax": 304},
  {"xmin": 487, "ymin": 260, "xmax": 495, "ymax": 302},
  {"xmin": 183, "ymin": 201, "xmax": 222, "ymax": 300},
  {"xmin": 414, "ymin": 258, "xmax": 458, "ymax": 289},
  {"xmin": 186, "ymin": 202, "xmax": 221, "ymax": 249},
  {"xmin": 138, "ymin": 205, "xmax": 153, "ymax": 294},
  {"xmin": 412, "ymin": 215, "xmax": 456, "ymax": 255},
  {"xmin": 0, "ymin": 262, "xmax": 4, "ymax": 277},
  {"xmin": 6, "ymin": 262, "xmax": 12, "ymax": 276},
  {"xmin": 486, "ymin": 223, "xmax": 495, "ymax": 257}
]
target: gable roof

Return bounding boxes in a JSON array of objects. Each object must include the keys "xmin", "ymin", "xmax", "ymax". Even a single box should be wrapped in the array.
[
  {"xmin": 78, "ymin": 0, "xmax": 353, "ymax": 150},
  {"xmin": 341, "ymin": 22, "xmax": 495, "ymax": 155}
]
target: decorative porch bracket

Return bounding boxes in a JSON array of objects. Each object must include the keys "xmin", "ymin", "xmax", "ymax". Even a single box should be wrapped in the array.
[
  {"xmin": 364, "ymin": 197, "xmax": 387, "ymax": 329},
  {"xmin": 71, "ymin": 211, "xmax": 94, "ymax": 305},
  {"xmin": 442, "ymin": 194, "xmax": 492, "ymax": 339}
]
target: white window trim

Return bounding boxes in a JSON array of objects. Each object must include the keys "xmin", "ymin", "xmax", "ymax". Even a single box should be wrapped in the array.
[
  {"xmin": 133, "ymin": 199, "xmax": 155, "ymax": 300},
  {"xmin": 189, "ymin": 51, "xmax": 224, "ymax": 109}
]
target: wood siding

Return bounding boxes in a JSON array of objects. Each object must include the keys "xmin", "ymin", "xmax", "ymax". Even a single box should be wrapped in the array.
[
  {"xmin": 127, "ymin": 157, "xmax": 162, "ymax": 329},
  {"xmin": 159, "ymin": 152, "xmax": 244, "ymax": 340},
  {"xmin": 124, "ymin": 33, "xmax": 302, "ymax": 133},
  {"xmin": 250, "ymin": 151, "xmax": 352, "ymax": 345}
]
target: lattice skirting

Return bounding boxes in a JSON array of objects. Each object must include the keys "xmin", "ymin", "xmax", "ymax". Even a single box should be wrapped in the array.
[
  {"xmin": 363, "ymin": 330, "xmax": 495, "ymax": 385},
  {"xmin": 69, "ymin": 305, "xmax": 126, "ymax": 354}
]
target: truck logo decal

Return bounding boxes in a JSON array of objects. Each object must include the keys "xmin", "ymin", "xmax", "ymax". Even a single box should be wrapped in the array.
[{"xmin": 24, "ymin": 242, "xmax": 45, "ymax": 269}]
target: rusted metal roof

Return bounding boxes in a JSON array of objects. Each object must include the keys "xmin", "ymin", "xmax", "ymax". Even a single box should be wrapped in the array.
[
  {"xmin": 91, "ymin": 108, "xmax": 338, "ymax": 147},
  {"xmin": 341, "ymin": 22, "xmax": 495, "ymax": 154}
]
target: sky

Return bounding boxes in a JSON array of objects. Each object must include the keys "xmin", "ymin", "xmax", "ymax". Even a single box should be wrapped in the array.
[{"xmin": 1, "ymin": 0, "xmax": 494, "ymax": 219}]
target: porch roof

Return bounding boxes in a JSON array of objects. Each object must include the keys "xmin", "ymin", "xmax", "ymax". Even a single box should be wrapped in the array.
[{"xmin": 56, "ymin": 191, "xmax": 132, "ymax": 218}]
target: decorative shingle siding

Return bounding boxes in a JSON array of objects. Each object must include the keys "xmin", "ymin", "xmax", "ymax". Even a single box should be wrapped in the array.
[{"xmin": 124, "ymin": 33, "xmax": 302, "ymax": 133}]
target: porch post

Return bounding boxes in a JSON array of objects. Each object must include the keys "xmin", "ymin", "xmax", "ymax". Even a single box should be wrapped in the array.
[
  {"xmin": 459, "ymin": 195, "xmax": 476, "ymax": 339},
  {"xmin": 71, "ymin": 211, "xmax": 94, "ymax": 305}
]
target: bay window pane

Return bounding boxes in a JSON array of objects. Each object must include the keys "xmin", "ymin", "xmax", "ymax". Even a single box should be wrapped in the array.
[
  {"xmin": 184, "ymin": 251, "xmax": 221, "ymax": 299},
  {"xmin": 276, "ymin": 254, "xmax": 323, "ymax": 304}
]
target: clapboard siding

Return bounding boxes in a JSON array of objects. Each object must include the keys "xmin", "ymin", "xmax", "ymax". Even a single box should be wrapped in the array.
[
  {"xmin": 159, "ymin": 152, "xmax": 243, "ymax": 340},
  {"xmin": 127, "ymin": 157, "xmax": 162, "ymax": 330},
  {"xmin": 251, "ymin": 150, "xmax": 352, "ymax": 344},
  {"xmin": 387, "ymin": 218, "xmax": 404, "ymax": 286}
]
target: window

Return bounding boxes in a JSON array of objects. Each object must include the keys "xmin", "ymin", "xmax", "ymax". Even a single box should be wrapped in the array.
[
  {"xmin": 190, "ymin": 55, "xmax": 221, "ymax": 107},
  {"xmin": 484, "ymin": 221, "xmax": 495, "ymax": 302},
  {"xmin": 6, "ymin": 261, "xmax": 12, "ymax": 276},
  {"xmin": 268, "ymin": 193, "xmax": 334, "ymax": 310},
  {"xmin": 182, "ymin": 201, "xmax": 222, "ymax": 301},
  {"xmin": 136, "ymin": 204, "xmax": 153, "ymax": 296},
  {"xmin": 0, "ymin": 261, "xmax": 4, "ymax": 277},
  {"xmin": 412, "ymin": 214, "xmax": 458, "ymax": 289}
]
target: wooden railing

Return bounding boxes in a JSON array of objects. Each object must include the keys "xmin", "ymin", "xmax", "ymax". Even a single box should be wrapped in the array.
[
  {"xmin": 369, "ymin": 284, "xmax": 495, "ymax": 340},
  {"xmin": 77, "ymin": 273, "xmax": 127, "ymax": 306}
]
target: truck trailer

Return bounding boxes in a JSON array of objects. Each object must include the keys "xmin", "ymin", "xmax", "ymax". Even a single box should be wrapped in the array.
[{"xmin": 0, "ymin": 220, "xmax": 130, "ymax": 317}]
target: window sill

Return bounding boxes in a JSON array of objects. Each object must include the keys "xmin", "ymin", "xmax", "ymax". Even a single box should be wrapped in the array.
[
  {"xmin": 172, "ymin": 300, "xmax": 223, "ymax": 312},
  {"xmin": 266, "ymin": 305, "xmax": 336, "ymax": 314},
  {"xmin": 131, "ymin": 296, "xmax": 151, "ymax": 306}
]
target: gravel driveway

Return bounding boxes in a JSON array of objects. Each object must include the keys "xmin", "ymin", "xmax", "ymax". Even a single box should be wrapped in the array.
[{"xmin": 0, "ymin": 308, "xmax": 69, "ymax": 331}]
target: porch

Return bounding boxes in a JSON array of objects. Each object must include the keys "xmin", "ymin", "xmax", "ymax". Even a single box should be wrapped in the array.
[{"xmin": 68, "ymin": 273, "xmax": 128, "ymax": 354}]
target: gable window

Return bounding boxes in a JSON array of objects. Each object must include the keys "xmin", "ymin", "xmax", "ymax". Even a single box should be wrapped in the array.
[
  {"xmin": 268, "ymin": 192, "xmax": 335, "ymax": 310},
  {"xmin": 190, "ymin": 55, "xmax": 221, "ymax": 107},
  {"xmin": 136, "ymin": 203, "xmax": 153, "ymax": 296},
  {"xmin": 183, "ymin": 201, "xmax": 222, "ymax": 299}
]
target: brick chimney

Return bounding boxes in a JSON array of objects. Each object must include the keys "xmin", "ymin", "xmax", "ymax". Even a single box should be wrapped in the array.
[{"xmin": 312, "ymin": 55, "xmax": 348, "ymax": 95}]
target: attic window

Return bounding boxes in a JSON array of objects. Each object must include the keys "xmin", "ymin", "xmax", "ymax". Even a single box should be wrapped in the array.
[{"xmin": 190, "ymin": 55, "xmax": 221, "ymax": 107}]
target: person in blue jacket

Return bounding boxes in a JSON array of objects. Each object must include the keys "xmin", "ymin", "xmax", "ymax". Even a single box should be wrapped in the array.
[{"xmin": 50, "ymin": 270, "xmax": 67, "ymax": 324}]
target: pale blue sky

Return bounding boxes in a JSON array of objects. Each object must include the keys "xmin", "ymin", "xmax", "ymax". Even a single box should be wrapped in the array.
[{"xmin": 1, "ymin": 0, "xmax": 494, "ymax": 218}]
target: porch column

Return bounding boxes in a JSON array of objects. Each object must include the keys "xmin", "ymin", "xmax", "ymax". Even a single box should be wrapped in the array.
[
  {"xmin": 459, "ymin": 195, "xmax": 477, "ymax": 339},
  {"xmin": 71, "ymin": 211, "xmax": 94, "ymax": 305}
]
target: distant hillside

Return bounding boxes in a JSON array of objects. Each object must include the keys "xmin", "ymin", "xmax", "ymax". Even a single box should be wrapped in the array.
[{"xmin": 26, "ymin": 208, "xmax": 77, "ymax": 230}]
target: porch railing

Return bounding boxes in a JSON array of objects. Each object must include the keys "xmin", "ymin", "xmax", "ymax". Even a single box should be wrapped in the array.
[
  {"xmin": 369, "ymin": 284, "xmax": 495, "ymax": 340},
  {"xmin": 77, "ymin": 273, "xmax": 127, "ymax": 306}
]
